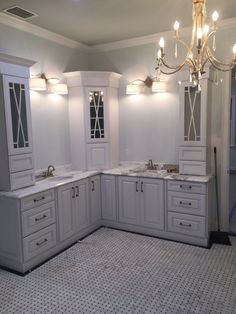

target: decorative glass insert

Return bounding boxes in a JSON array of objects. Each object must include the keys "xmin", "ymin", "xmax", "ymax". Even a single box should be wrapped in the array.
[
  {"xmin": 89, "ymin": 91, "xmax": 104, "ymax": 139},
  {"xmin": 184, "ymin": 86, "xmax": 201, "ymax": 141},
  {"xmin": 9, "ymin": 82, "xmax": 29, "ymax": 149}
]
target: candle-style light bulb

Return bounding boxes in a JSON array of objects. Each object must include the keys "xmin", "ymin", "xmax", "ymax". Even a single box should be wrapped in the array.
[
  {"xmin": 212, "ymin": 11, "xmax": 219, "ymax": 22},
  {"xmin": 157, "ymin": 49, "xmax": 162, "ymax": 59},
  {"xmin": 159, "ymin": 37, "xmax": 165, "ymax": 48},
  {"xmin": 197, "ymin": 29, "xmax": 203, "ymax": 39},
  {"xmin": 233, "ymin": 44, "xmax": 236, "ymax": 60},
  {"xmin": 203, "ymin": 24, "xmax": 209, "ymax": 34},
  {"xmin": 174, "ymin": 21, "xmax": 180, "ymax": 31}
]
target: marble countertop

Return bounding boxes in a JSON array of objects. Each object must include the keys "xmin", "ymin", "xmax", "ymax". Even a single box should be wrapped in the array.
[{"xmin": 0, "ymin": 165, "xmax": 212, "ymax": 199}]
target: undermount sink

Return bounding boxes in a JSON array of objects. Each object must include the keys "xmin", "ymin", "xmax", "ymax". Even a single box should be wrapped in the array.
[{"xmin": 48, "ymin": 175, "xmax": 74, "ymax": 181}]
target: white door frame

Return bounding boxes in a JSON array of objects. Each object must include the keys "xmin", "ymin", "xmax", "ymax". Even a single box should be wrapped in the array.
[{"xmin": 220, "ymin": 71, "xmax": 232, "ymax": 231}]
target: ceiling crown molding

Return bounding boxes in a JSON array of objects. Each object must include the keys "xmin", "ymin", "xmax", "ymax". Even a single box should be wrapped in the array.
[
  {"xmin": 92, "ymin": 17, "xmax": 236, "ymax": 52},
  {"xmin": 0, "ymin": 12, "xmax": 90, "ymax": 51}
]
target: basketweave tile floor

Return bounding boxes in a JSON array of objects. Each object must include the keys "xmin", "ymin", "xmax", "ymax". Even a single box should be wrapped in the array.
[{"xmin": 1, "ymin": 228, "xmax": 236, "ymax": 314}]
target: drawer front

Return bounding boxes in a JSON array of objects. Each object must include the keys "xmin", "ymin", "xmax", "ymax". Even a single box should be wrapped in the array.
[
  {"xmin": 10, "ymin": 170, "xmax": 35, "ymax": 191},
  {"xmin": 179, "ymin": 147, "xmax": 206, "ymax": 161},
  {"xmin": 167, "ymin": 180, "xmax": 206, "ymax": 194},
  {"xmin": 179, "ymin": 161, "xmax": 206, "ymax": 176},
  {"xmin": 168, "ymin": 212, "xmax": 206, "ymax": 238},
  {"xmin": 23, "ymin": 224, "xmax": 56, "ymax": 261},
  {"xmin": 168, "ymin": 191, "xmax": 206, "ymax": 216},
  {"xmin": 21, "ymin": 189, "xmax": 55, "ymax": 211},
  {"xmin": 22, "ymin": 201, "xmax": 56, "ymax": 237},
  {"xmin": 9, "ymin": 154, "xmax": 34, "ymax": 173}
]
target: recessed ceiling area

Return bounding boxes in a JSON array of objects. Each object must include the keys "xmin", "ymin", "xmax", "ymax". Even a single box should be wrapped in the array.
[{"xmin": 1, "ymin": 0, "xmax": 236, "ymax": 46}]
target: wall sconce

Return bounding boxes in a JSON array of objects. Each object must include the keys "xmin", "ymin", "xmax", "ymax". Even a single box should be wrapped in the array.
[
  {"xmin": 29, "ymin": 73, "xmax": 68, "ymax": 94},
  {"xmin": 126, "ymin": 76, "xmax": 166, "ymax": 95},
  {"xmin": 48, "ymin": 83, "xmax": 68, "ymax": 95}
]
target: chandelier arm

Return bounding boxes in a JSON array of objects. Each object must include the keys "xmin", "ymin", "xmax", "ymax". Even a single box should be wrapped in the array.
[
  {"xmin": 207, "ymin": 51, "xmax": 235, "ymax": 72},
  {"xmin": 206, "ymin": 46, "xmax": 235, "ymax": 69},
  {"xmin": 160, "ymin": 63, "xmax": 187, "ymax": 75}
]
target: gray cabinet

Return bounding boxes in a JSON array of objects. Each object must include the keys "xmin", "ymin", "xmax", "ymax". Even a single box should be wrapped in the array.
[
  {"xmin": 57, "ymin": 179, "xmax": 90, "ymax": 243},
  {"xmin": 101, "ymin": 175, "xmax": 117, "ymax": 221},
  {"xmin": 118, "ymin": 176, "xmax": 164, "ymax": 230},
  {"xmin": 0, "ymin": 54, "xmax": 35, "ymax": 191},
  {"xmin": 0, "ymin": 188, "xmax": 56, "ymax": 273},
  {"xmin": 57, "ymin": 182, "xmax": 76, "ymax": 242},
  {"xmin": 89, "ymin": 175, "xmax": 101, "ymax": 224}
]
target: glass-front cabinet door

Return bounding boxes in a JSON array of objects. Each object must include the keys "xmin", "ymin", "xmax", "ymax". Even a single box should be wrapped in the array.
[
  {"xmin": 3, "ymin": 75, "xmax": 33, "ymax": 155},
  {"xmin": 180, "ymin": 82, "xmax": 207, "ymax": 146},
  {"xmin": 85, "ymin": 88, "xmax": 108, "ymax": 143}
]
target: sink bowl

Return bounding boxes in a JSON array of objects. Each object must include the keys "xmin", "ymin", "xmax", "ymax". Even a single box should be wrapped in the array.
[{"xmin": 48, "ymin": 175, "xmax": 74, "ymax": 181}]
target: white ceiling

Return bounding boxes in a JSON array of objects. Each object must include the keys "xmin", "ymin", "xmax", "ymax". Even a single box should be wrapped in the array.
[{"xmin": 1, "ymin": 0, "xmax": 236, "ymax": 46}]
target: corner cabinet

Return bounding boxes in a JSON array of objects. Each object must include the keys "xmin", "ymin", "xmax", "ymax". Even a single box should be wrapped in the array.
[
  {"xmin": 179, "ymin": 68, "xmax": 215, "ymax": 176},
  {"xmin": 64, "ymin": 71, "xmax": 121, "ymax": 171},
  {"xmin": 0, "ymin": 54, "xmax": 35, "ymax": 191}
]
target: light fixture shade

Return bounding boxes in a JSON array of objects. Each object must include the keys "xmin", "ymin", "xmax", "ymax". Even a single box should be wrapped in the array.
[
  {"xmin": 49, "ymin": 83, "xmax": 68, "ymax": 95},
  {"xmin": 152, "ymin": 81, "xmax": 166, "ymax": 93},
  {"xmin": 29, "ymin": 78, "xmax": 47, "ymax": 91},
  {"xmin": 126, "ymin": 84, "xmax": 142, "ymax": 95},
  {"xmin": 47, "ymin": 77, "xmax": 60, "ymax": 84}
]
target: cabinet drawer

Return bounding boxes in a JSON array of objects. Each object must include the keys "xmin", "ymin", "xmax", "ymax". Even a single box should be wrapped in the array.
[
  {"xmin": 168, "ymin": 191, "xmax": 206, "ymax": 216},
  {"xmin": 22, "ymin": 201, "xmax": 56, "ymax": 237},
  {"xmin": 168, "ymin": 212, "xmax": 206, "ymax": 238},
  {"xmin": 9, "ymin": 154, "xmax": 34, "ymax": 173},
  {"xmin": 23, "ymin": 224, "xmax": 56, "ymax": 261},
  {"xmin": 10, "ymin": 170, "xmax": 35, "ymax": 191},
  {"xmin": 167, "ymin": 180, "xmax": 206, "ymax": 194},
  {"xmin": 179, "ymin": 147, "xmax": 206, "ymax": 161},
  {"xmin": 21, "ymin": 189, "xmax": 55, "ymax": 211},
  {"xmin": 179, "ymin": 161, "xmax": 206, "ymax": 176}
]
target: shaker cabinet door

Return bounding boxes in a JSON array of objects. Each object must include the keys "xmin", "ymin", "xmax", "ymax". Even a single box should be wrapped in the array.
[
  {"xmin": 3, "ymin": 75, "xmax": 33, "ymax": 155},
  {"xmin": 90, "ymin": 176, "xmax": 101, "ymax": 224}
]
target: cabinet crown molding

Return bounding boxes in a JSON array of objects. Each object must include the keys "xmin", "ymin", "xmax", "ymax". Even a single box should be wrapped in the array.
[
  {"xmin": 0, "ymin": 53, "xmax": 35, "ymax": 68},
  {"xmin": 64, "ymin": 71, "xmax": 122, "ymax": 88}
]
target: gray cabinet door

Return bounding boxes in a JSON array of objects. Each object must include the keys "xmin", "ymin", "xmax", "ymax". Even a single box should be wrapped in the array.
[
  {"xmin": 57, "ymin": 182, "xmax": 76, "ymax": 242},
  {"xmin": 140, "ymin": 178, "xmax": 164, "ymax": 230},
  {"xmin": 101, "ymin": 175, "xmax": 116, "ymax": 221},
  {"xmin": 3, "ymin": 75, "xmax": 33, "ymax": 155},
  {"xmin": 74, "ymin": 179, "xmax": 90, "ymax": 232},
  {"xmin": 118, "ymin": 176, "xmax": 140, "ymax": 225},
  {"xmin": 90, "ymin": 176, "xmax": 101, "ymax": 224}
]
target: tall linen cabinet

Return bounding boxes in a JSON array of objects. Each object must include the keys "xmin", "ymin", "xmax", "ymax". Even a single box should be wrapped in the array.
[
  {"xmin": 0, "ymin": 54, "xmax": 35, "ymax": 191},
  {"xmin": 64, "ymin": 71, "xmax": 121, "ymax": 171}
]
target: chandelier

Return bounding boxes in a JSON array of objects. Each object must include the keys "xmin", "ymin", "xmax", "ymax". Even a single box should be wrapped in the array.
[{"xmin": 156, "ymin": 0, "xmax": 236, "ymax": 88}]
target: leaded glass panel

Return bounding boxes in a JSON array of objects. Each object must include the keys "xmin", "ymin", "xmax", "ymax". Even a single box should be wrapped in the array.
[
  {"xmin": 184, "ymin": 86, "xmax": 201, "ymax": 142},
  {"xmin": 9, "ymin": 82, "xmax": 29, "ymax": 149},
  {"xmin": 89, "ymin": 91, "xmax": 105, "ymax": 139}
]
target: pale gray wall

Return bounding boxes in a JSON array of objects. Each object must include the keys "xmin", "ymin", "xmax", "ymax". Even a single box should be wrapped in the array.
[
  {"xmin": 0, "ymin": 24, "xmax": 88, "ymax": 170},
  {"xmin": 88, "ymin": 44, "xmax": 180, "ymax": 164}
]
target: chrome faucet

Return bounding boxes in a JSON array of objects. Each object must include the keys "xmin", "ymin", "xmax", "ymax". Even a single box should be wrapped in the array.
[
  {"xmin": 146, "ymin": 159, "xmax": 157, "ymax": 170},
  {"xmin": 47, "ymin": 165, "xmax": 55, "ymax": 177},
  {"xmin": 42, "ymin": 165, "xmax": 55, "ymax": 177}
]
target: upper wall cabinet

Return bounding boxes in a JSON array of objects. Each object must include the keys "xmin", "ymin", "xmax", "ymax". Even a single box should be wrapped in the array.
[
  {"xmin": 179, "ymin": 68, "xmax": 214, "ymax": 176},
  {"xmin": 64, "ymin": 71, "xmax": 121, "ymax": 171},
  {"xmin": 0, "ymin": 54, "xmax": 35, "ymax": 191}
]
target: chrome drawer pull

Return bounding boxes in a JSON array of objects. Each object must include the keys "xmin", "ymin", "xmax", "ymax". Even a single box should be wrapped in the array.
[
  {"xmin": 136, "ymin": 181, "xmax": 139, "ymax": 192},
  {"xmin": 179, "ymin": 222, "xmax": 192, "ymax": 227},
  {"xmin": 179, "ymin": 185, "xmax": 192, "ymax": 190},
  {"xmin": 35, "ymin": 214, "xmax": 47, "ymax": 222},
  {"xmin": 72, "ymin": 187, "xmax": 75, "ymax": 198},
  {"xmin": 76, "ymin": 186, "xmax": 79, "ymax": 197},
  {"xmin": 33, "ymin": 196, "xmax": 45, "ymax": 203},
  {"xmin": 36, "ymin": 238, "xmax": 48, "ymax": 246},
  {"xmin": 141, "ymin": 182, "xmax": 144, "ymax": 192},
  {"xmin": 179, "ymin": 201, "xmax": 192, "ymax": 206}
]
